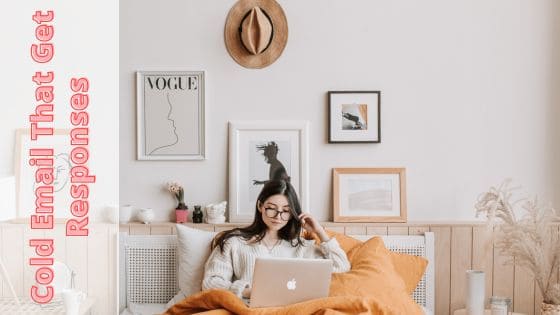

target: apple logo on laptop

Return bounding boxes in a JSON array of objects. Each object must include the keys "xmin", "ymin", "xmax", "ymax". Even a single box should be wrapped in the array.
[{"xmin": 286, "ymin": 278, "xmax": 296, "ymax": 290}]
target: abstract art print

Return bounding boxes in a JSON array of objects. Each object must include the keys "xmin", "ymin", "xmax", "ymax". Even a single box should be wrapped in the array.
[
  {"xmin": 328, "ymin": 91, "xmax": 380, "ymax": 143},
  {"xmin": 229, "ymin": 121, "xmax": 309, "ymax": 222},
  {"xmin": 136, "ymin": 71, "xmax": 205, "ymax": 160},
  {"xmin": 333, "ymin": 168, "xmax": 406, "ymax": 222}
]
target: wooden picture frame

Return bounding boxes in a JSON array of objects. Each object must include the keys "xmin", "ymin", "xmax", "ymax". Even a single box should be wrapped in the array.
[
  {"xmin": 228, "ymin": 120, "xmax": 309, "ymax": 222},
  {"xmin": 328, "ymin": 91, "xmax": 381, "ymax": 143},
  {"xmin": 136, "ymin": 70, "xmax": 205, "ymax": 160},
  {"xmin": 333, "ymin": 167, "xmax": 406, "ymax": 222}
]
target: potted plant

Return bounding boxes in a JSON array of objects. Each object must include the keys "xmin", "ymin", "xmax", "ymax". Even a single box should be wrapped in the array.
[
  {"xmin": 167, "ymin": 182, "xmax": 188, "ymax": 223},
  {"xmin": 475, "ymin": 180, "xmax": 560, "ymax": 314}
]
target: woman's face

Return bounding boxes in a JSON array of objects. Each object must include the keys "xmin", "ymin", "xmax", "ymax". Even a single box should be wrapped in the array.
[{"xmin": 258, "ymin": 194, "xmax": 292, "ymax": 232}]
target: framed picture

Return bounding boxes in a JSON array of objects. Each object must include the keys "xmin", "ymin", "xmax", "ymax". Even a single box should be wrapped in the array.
[
  {"xmin": 14, "ymin": 129, "xmax": 74, "ymax": 218},
  {"xmin": 333, "ymin": 168, "xmax": 406, "ymax": 222},
  {"xmin": 328, "ymin": 91, "xmax": 380, "ymax": 143},
  {"xmin": 136, "ymin": 70, "xmax": 205, "ymax": 160},
  {"xmin": 229, "ymin": 121, "xmax": 309, "ymax": 222}
]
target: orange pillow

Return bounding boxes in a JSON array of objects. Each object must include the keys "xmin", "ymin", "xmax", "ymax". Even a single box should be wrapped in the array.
[
  {"xmin": 304, "ymin": 229, "xmax": 428, "ymax": 294},
  {"xmin": 329, "ymin": 237, "xmax": 423, "ymax": 314}
]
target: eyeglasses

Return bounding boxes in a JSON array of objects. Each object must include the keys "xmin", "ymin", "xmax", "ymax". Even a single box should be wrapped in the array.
[{"xmin": 264, "ymin": 208, "xmax": 291, "ymax": 221}]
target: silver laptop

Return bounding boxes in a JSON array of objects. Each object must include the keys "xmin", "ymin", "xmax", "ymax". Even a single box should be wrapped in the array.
[{"xmin": 248, "ymin": 257, "xmax": 332, "ymax": 308}]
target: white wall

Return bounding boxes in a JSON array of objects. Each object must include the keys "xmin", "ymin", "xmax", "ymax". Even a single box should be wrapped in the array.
[
  {"xmin": 1, "ymin": 2, "xmax": 119, "ymax": 222},
  {"xmin": 120, "ymin": 0, "xmax": 560, "ymax": 222}
]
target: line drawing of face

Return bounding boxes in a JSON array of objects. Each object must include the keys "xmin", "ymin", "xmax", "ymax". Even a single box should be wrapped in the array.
[
  {"xmin": 32, "ymin": 153, "xmax": 72, "ymax": 193},
  {"xmin": 53, "ymin": 153, "xmax": 72, "ymax": 192},
  {"xmin": 149, "ymin": 92, "xmax": 179, "ymax": 154}
]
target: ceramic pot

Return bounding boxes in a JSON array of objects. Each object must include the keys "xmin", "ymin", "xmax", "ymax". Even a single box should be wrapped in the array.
[
  {"xmin": 542, "ymin": 303, "xmax": 560, "ymax": 315},
  {"xmin": 138, "ymin": 208, "xmax": 154, "ymax": 224},
  {"xmin": 119, "ymin": 205, "xmax": 132, "ymax": 223},
  {"xmin": 175, "ymin": 209, "xmax": 188, "ymax": 223}
]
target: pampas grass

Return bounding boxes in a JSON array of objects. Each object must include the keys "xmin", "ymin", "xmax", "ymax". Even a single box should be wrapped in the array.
[{"xmin": 475, "ymin": 180, "xmax": 560, "ymax": 304}]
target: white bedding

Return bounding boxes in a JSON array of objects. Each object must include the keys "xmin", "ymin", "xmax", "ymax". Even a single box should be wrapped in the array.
[{"xmin": 120, "ymin": 302, "xmax": 433, "ymax": 315}]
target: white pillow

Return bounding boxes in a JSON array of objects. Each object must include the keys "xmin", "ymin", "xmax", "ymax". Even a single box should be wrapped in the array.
[{"xmin": 166, "ymin": 225, "xmax": 217, "ymax": 308}]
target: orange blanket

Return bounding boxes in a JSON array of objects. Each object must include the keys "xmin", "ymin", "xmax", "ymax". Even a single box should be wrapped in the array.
[{"xmin": 163, "ymin": 289, "xmax": 423, "ymax": 315}]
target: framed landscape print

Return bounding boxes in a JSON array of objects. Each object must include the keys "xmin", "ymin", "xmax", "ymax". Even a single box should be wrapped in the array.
[
  {"xmin": 333, "ymin": 168, "xmax": 406, "ymax": 222},
  {"xmin": 136, "ymin": 71, "xmax": 205, "ymax": 160},
  {"xmin": 229, "ymin": 121, "xmax": 309, "ymax": 222},
  {"xmin": 328, "ymin": 91, "xmax": 380, "ymax": 143}
]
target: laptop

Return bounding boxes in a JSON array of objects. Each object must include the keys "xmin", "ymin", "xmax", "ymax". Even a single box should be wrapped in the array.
[{"xmin": 248, "ymin": 257, "xmax": 332, "ymax": 308}]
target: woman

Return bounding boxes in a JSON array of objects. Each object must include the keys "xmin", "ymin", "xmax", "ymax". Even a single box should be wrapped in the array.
[{"xmin": 202, "ymin": 180, "xmax": 350, "ymax": 299}]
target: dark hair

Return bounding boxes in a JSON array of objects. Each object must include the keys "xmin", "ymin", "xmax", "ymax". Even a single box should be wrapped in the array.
[{"xmin": 211, "ymin": 179, "xmax": 304, "ymax": 252}]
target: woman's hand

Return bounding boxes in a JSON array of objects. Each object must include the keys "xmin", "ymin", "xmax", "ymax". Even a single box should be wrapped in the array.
[
  {"xmin": 242, "ymin": 286, "xmax": 251, "ymax": 299},
  {"xmin": 298, "ymin": 213, "xmax": 329, "ymax": 242}
]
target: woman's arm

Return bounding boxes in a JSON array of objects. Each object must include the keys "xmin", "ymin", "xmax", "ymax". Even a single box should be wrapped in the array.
[
  {"xmin": 299, "ymin": 213, "xmax": 351, "ymax": 273},
  {"xmin": 316, "ymin": 237, "xmax": 351, "ymax": 273},
  {"xmin": 202, "ymin": 240, "xmax": 251, "ymax": 298}
]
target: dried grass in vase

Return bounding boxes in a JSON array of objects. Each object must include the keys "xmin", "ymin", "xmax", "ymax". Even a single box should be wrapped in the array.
[{"xmin": 475, "ymin": 180, "xmax": 560, "ymax": 305}]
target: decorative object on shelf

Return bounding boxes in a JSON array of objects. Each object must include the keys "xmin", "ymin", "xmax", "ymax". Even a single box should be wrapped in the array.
[
  {"xmin": 61, "ymin": 289, "xmax": 86, "ymax": 315},
  {"xmin": 15, "ymin": 128, "xmax": 74, "ymax": 218},
  {"xmin": 466, "ymin": 270, "xmax": 485, "ymax": 315},
  {"xmin": 168, "ymin": 181, "xmax": 189, "ymax": 223},
  {"xmin": 328, "ymin": 91, "xmax": 381, "ymax": 143},
  {"xmin": 136, "ymin": 71, "xmax": 205, "ymax": 160},
  {"xmin": 138, "ymin": 208, "xmax": 154, "ymax": 224},
  {"xmin": 119, "ymin": 204, "xmax": 132, "ymax": 223},
  {"xmin": 332, "ymin": 168, "xmax": 407, "ymax": 223},
  {"xmin": 192, "ymin": 205, "xmax": 203, "ymax": 223},
  {"xmin": 205, "ymin": 201, "xmax": 227, "ymax": 224},
  {"xmin": 175, "ymin": 206, "xmax": 188, "ymax": 223},
  {"xmin": 224, "ymin": 0, "xmax": 288, "ymax": 69},
  {"xmin": 488, "ymin": 296, "xmax": 511, "ymax": 315},
  {"xmin": 475, "ymin": 180, "xmax": 560, "ymax": 312},
  {"xmin": 229, "ymin": 121, "xmax": 309, "ymax": 222}
]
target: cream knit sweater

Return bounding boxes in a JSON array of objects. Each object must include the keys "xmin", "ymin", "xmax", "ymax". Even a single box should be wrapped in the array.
[{"xmin": 202, "ymin": 236, "xmax": 351, "ymax": 297}]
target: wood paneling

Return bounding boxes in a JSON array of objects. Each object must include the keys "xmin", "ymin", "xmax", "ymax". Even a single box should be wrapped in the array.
[
  {"xmin": 472, "ymin": 226, "xmax": 493, "ymax": 308},
  {"xmin": 0, "ymin": 223, "xmax": 116, "ymax": 314},
  {"xmin": 431, "ymin": 226, "xmax": 452, "ymax": 315},
  {"xmin": 450, "ymin": 227, "xmax": 473, "ymax": 313}
]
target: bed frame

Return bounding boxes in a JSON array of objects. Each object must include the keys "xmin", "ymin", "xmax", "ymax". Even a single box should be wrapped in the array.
[{"xmin": 119, "ymin": 232, "xmax": 435, "ymax": 313}]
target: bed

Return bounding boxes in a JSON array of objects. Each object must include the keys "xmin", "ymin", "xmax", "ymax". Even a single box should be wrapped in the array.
[{"xmin": 119, "ymin": 232, "xmax": 435, "ymax": 315}]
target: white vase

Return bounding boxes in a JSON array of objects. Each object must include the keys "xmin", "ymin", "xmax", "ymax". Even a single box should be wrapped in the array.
[
  {"xmin": 466, "ymin": 270, "xmax": 485, "ymax": 315},
  {"xmin": 119, "ymin": 205, "xmax": 132, "ymax": 223},
  {"xmin": 138, "ymin": 208, "xmax": 154, "ymax": 224}
]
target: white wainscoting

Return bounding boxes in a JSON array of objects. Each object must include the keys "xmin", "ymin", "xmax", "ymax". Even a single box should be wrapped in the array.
[{"xmin": 0, "ymin": 222, "xmax": 117, "ymax": 315}]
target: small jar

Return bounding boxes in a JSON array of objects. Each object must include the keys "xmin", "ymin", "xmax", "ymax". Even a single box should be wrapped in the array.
[
  {"xmin": 489, "ymin": 296, "xmax": 511, "ymax": 315},
  {"xmin": 192, "ymin": 205, "xmax": 203, "ymax": 223}
]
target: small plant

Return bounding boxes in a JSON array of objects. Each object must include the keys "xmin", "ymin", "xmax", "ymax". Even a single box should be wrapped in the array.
[
  {"xmin": 475, "ymin": 180, "xmax": 560, "ymax": 304},
  {"xmin": 167, "ymin": 182, "xmax": 187, "ymax": 209}
]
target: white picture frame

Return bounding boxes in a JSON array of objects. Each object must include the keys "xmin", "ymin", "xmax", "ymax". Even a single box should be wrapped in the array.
[
  {"xmin": 333, "ymin": 167, "xmax": 407, "ymax": 222},
  {"xmin": 228, "ymin": 121, "xmax": 309, "ymax": 223},
  {"xmin": 14, "ymin": 129, "xmax": 74, "ymax": 219},
  {"xmin": 136, "ymin": 70, "xmax": 205, "ymax": 160}
]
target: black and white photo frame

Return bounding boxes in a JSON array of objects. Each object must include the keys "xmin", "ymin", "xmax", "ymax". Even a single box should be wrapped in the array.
[
  {"xmin": 328, "ymin": 91, "xmax": 380, "ymax": 143},
  {"xmin": 228, "ymin": 121, "xmax": 309, "ymax": 222}
]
